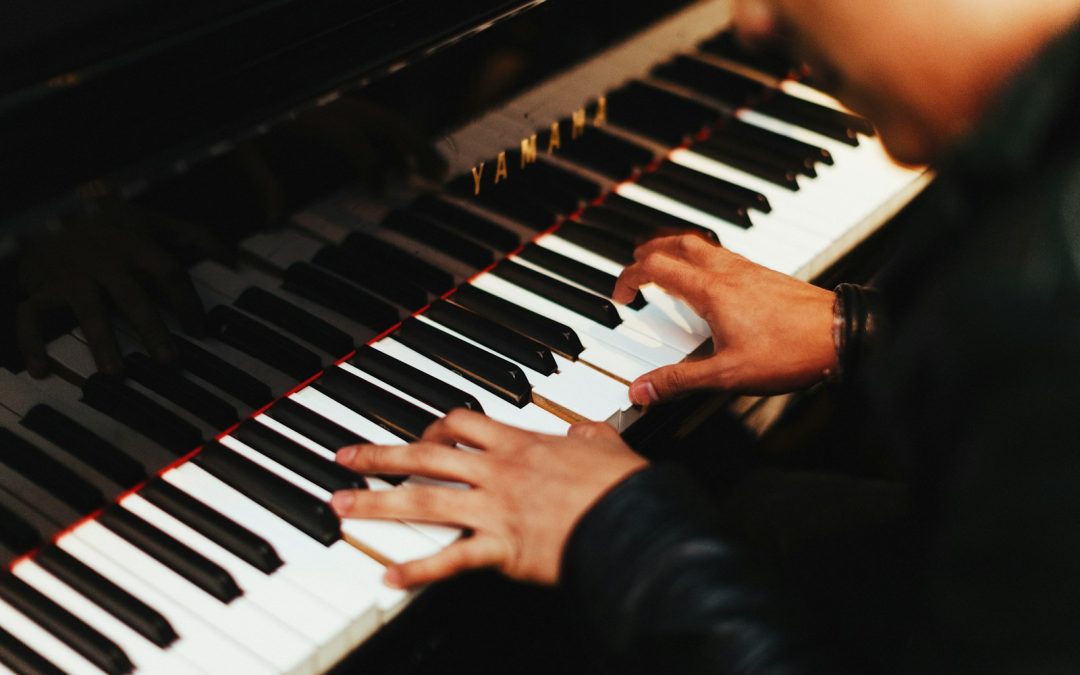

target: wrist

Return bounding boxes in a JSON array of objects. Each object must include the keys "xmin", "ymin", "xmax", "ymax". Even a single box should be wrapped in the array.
[{"xmin": 828, "ymin": 283, "xmax": 884, "ymax": 382}]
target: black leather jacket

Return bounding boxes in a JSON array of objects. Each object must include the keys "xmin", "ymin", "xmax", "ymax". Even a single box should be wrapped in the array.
[{"xmin": 562, "ymin": 19, "xmax": 1080, "ymax": 675}]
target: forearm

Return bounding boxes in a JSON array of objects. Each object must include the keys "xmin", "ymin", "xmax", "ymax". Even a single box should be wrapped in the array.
[{"xmin": 561, "ymin": 465, "xmax": 806, "ymax": 675}]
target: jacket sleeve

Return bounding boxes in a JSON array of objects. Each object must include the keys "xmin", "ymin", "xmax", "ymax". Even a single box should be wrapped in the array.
[{"xmin": 560, "ymin": 464, "xmax": 806, "ymax": 675}]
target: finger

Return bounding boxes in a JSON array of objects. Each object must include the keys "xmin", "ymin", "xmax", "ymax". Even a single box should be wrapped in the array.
[
  {"xmin": 629, "ymin": 358, "xmax": 724, "ymax": 404},
  {"xmin": 613, "ymin": 252, "xmax": 704, "ymax": 306},
  {"xmin": 567, "ymin": 421, "xmax": 619, "ymax": 440},
  {"xmin": 101, "ymin": 273, "xmax": 177, "ymax": 365},
  {"xmin": 336, "ymin": 442, "xmax": 488, "ymax": 484},
  {"xmin": 330, "ymin": 485, "xmax": 478, "ymax": 526},
  {"xmin": 15, "ymin": 298, "xmax": 50, "ymax": 378},
  {"xmin": 633, "ymin": 233, "xmax": 722, "ymax": 267},
  {"xmin": 68, "ymin": 285, "xmax": 124, "ymax": 376},
  {"xmin": 420, "ymin": 409, "xmax": 531, "ymax": 452},
  {"xmin": 383, "ymin": 536, "xmax": 504, "ymax": 589}
]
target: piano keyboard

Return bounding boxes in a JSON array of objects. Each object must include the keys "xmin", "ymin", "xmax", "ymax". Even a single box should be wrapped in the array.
[{"xmin": 0, "ymin": 1, "xmax": 930, "ymax": 672}]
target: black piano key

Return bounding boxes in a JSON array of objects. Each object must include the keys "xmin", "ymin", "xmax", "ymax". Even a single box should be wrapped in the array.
[
  {"xmin": 425, "ymin": 300, "xmax": 558, "ymax": 375},
  {"xmin": 756, "ymin": 93, "xmax": 864, "ymax": 145},
  {"xmin": 653, "ymin": 161, "xmax": 772, "ymax": 213},
  {"xmin": 775, "ymin": 92, "xmax": 875, "ymax": 137},
  {"xmin": 516, "ymin": 243, "xmax": 647, "ymax": 310},
  {"xmin": 139, "ymin": 479, "xmax": 282, "ymax": 576},
  {"xmin": 579, "ymin": 203, "xmax": 720, "ymax": 244},
  {"xmin": 554, "ymin": 127, "xmax": 655, "ymax": 179},
  {"xmin": 450, "ymin": 284, "xmax": 584, "ymax": 359},
  {"xmin": 635, "ymin": 171, "xmax": 754, "ymax": 228},
  {"xmin": 36, "ymin": 547, "xmax": 178, "ymax": 649},
  {"xmin": 206, "ymin": 305, "xmax": 323, "ymax": 381},
  {"xmin": 81, "ymin": 375, "xmax": 203, "ymax": 456},
  {"xmin": 493, "ymin": 261, "xmax": 623, "ymax": 328},
  {"xmin": 20, "ymin": 405, "xmax": 146, "ymax": 488},
  {"xmin": 264, "ymin": 398, "xmax": 368, "ymax": 452},
  {"xmin": 231, "ymin": 421, "xmax": 368, "ymax": 493},
  {"xmin": 0, "ymin": 573, "xmax": 133, "ymax": 675},
  {"xmin": 350, "ymin": 345, "xmax": 483, "ymax": 414},
  {"xmin": 0, "ymin": 430, "xmax": 105, "ymax": 516},
  {"xmin": 0, "ymin": 624, "xmax": 65, "ymax": 675},
  {"xmin": 472, "ymin": 182, "xmax": 563, "ymax": 231},
  {"xmin": 689, "ymin": 140, "xmax": 801, "ymax": 190},
  {"xmin": 704, "ymin": 130, "xmax": 817, "ymax": 177},
  {"xmin": 0, "ymin": 498, "xmax": 43, "ymax": 560},
  {"xmin": 697, "ymin": 31, "xmax": 797, "ymax": 80},
  {"xmin": 340, "ymin": 231, "xmax": 456, "ymax": 295},
  {"xmin": 235, "ymin": 286, "xmax": 356, "ymax": 357},
  {"xmin": 0, "ymin": 465, "xmax": 79, "ymax": 530},
  {"xmin": 311, "ymin": 247, "xmax": 428, "ymax": 312},
  {"xmin": 725, "ymin": 117, "xmax": 833, "ymax": 166},
  {"xmin": 312, "ymin": 366, "xmax": 438, "ymax": 441},
  {"xmin": 516, "ymin": 158, "xmax": 604, "ymax": 204},
  {"xmin": 551, "ymin": 222, "xmax": 635, "ymax": 265},
  {"xmin": 382, "ymin": 210, "xmax": 495, "ymax": 269},
  {"xmin": 193, "ymin": 442, "xmax": 341, "ymax": 547},
  {"xmin": 605, "ymin": 81, "xmax": 721, "ymax": 144},
  {"xmin": 574, "ymin": 206, "xmax": 660, "ymax": 243},
  {"xmin": 79, "ymin": 374, "xmax": 203, "ymax": 457},
  {"xmin": 396, "ymin": 318, "xmax": 532, "ymax": 408},
  {"xmin": 282, "ymin": 263, "xmax": 401, "ymax": 334},
  {"xmin": 602, "ymin": 193, "xmax": 725, "ymax": 238},
  {"xmin": 98, "ymin": 507, "xmax": 242, "ymax": 605},
  {"xmin": 409, "ymin": 196, "xmax": 521, "ymax": 252},
  {"xmin": 651, "ymin": 55, "xmax": 764, "ymax": 107},
  {"xmin": 122, "ymin": 353, "xmax": 238, "ymax": 430},
  {"xmin": 176, "ymin": 337, "xmax": 273, "ymax": 409}
]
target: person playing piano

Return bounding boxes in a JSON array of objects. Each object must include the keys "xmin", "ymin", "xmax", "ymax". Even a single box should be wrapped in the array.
[{"xmin": 331, "ymin": 0, "xmax": 1080, "ymax": 671}]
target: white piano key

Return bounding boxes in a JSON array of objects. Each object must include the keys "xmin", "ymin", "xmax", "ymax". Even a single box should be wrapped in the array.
[
  {"xmin": 0, "ymin": 597, "xmax": 104, "ymax": 675},
  {"xmin": 72, "ymin": 521, "xmax": 317, "ymax": 675},
  {"xmin": 218, "ymin": 435, "xmax": 447, "ymax": 565},
  {"xmin": 162, "ymin": 463, "xmax": 394, "ymax": 635},
  {"xmin": 12, "ymin": 561, "xmax": 200, "ymax": 674},
  {"xmin": 470, "ymin": 274, "xmax": 669, "ymax": 380},
  {"xmin": 56, "ymin": 534, "xmax": 276, "ymax": 674},
  {"xmin": 118, "ymin": 494, "xmax": 353, "ymax": 671},
  {"xmin": 372, "ymin": 338, "xmax": 572, "ymax": 434}
]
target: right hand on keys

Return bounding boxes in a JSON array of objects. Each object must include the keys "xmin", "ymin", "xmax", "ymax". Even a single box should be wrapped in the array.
[{"xmin": 612, "ymin": 234, "xmax": 838, "ymax": 403}]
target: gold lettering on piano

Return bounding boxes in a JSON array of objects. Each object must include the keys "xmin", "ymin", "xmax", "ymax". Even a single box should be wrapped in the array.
[
  {"xmin": 571, "ymin": 108, "xmax": 587, "ymax": 140},
  {"xmin": 520, "ymin": 134, "xmax": 538, "ymax": 168},
  {"xmin": 494, "ymin": 151, "xmax": 509, "ymax": 184},
  {"xmin": 594, "ymin": 96, "xmax": 608, "ymax": 126},
  {"xmin": 547, "ymin": 121, "xmax": 562, "ymax": 154},
  {"xmin": 471, "ymin": 162, "xmax": 485, "ymax": 195}
]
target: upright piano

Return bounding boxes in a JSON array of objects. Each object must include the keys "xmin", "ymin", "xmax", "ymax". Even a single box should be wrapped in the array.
[{"xmin": 0, "ymin": 1, "xmax": 930, "ymax": 672}]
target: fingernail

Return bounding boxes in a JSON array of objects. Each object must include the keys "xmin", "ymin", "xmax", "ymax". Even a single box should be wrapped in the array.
[
  {"xmin": 383, "ymin": 567, "xmax": 403, "ymax": 589},
  {"xmin": 331, "ymin": 491, "xmax": 355, "ymax": 515},
  {"xmin": 629, "ymin": 380, "xmax": 658, "ymax": 406},
  {"xmin": 336, "ymin": 446, "xmax": 357, "ymax": 465}
]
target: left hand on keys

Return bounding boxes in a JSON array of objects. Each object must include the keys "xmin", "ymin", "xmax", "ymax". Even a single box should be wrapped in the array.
[{"xmin": 330, "ymin": 410, "xmax": 647, "ymax": 589}]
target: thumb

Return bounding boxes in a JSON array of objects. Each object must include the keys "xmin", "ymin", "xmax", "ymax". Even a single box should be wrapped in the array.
[{"xmin": 629, "ymin": 359, "xmax": 720, "ymax": 404}]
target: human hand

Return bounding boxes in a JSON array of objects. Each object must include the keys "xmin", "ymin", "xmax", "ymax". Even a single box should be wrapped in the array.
[
  {"xmin": 613, "ymin": 234, "xmax": 836, "ymax": 403},
  {"xmin": 331, "ymin": 410, "xmax": 647, "ymax": 589},
  {"xmin": 16, "ymin": 198, "xmax": 207, "ymax": 377}
]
